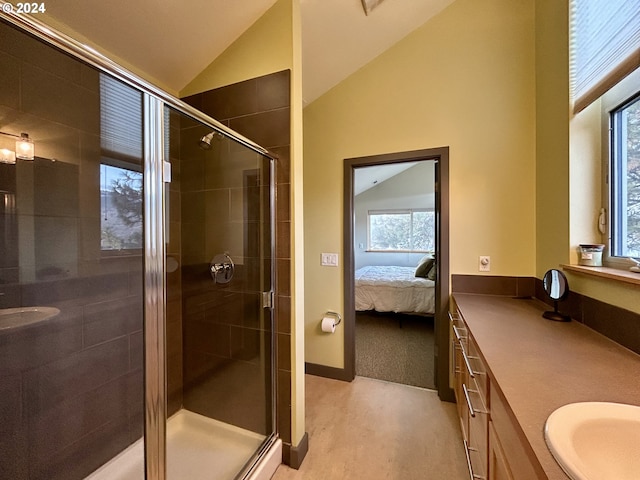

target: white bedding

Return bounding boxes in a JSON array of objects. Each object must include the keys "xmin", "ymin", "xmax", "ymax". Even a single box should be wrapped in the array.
[{"xmin": 354, "ymin": 265, "xmax": 435, "ymax": 314}]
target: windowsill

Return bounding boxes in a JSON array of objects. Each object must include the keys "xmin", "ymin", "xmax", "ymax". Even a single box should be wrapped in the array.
[
  {"xmin": 562, "ymin": 264, "xmax": 640, "ymax": 286},
  {"xmin": 364, "ymin": 250, "xmax": 433, "ymax": 254}
]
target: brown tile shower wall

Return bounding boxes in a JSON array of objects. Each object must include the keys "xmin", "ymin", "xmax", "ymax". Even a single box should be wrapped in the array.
[
  {"xmin": 182, "ymin": 70, "xmax": 292, "ymax": 446},
  {"xmin": 0, "ymin": 22, "xmax": 143, "ymax": 479}
]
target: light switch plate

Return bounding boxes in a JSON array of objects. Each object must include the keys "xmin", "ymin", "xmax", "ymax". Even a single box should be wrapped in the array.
[{"xmin": 321, "ymin": 253, "xmax": 339, "ymax": 266}]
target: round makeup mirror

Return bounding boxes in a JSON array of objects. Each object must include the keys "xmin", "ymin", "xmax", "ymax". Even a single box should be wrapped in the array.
[{"xmin": 542, "ymin": 269, "xmax": 571, "ymax": 322}]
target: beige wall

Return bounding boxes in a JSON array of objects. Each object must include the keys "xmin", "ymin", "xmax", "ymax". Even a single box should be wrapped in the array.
[
  {"xmin": 289, "ymin": 0, "xmax": 306, "ymax": 449},
  {"xmin": 535, "ymin": 0, "xmax": 570, "ymax": 276},
  {"xmin": 536, "ymin": 0, "xmax": 640, "ymax": 314},
  {"xmin": 179, "ymin": 0, "xmax": 294, "ymax": 97},
  {"xmin": 303, "ymin": 0, "xmax": 536, "ymax": 368},
  {"xmin": 569, "ymin": 99, "xmax": 601, "ymax": 265}
]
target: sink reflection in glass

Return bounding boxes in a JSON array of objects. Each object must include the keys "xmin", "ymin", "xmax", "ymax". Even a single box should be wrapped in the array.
[
  {"xmin": 0, "ymin": 306, "xmax": 61, "ymax": 331},
  {"xmin": 545, "ymin": 402, "xmax": 640, "ymax": 480}
]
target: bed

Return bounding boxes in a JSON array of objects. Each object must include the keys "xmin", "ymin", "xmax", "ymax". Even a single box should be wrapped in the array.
[{"xmin": 354, "ymin": 265, "xmax": 435, "ymax": 315}]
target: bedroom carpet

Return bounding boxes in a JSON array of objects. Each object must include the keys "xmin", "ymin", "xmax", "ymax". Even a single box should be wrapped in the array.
[{"xmin": 355, "ymin": 311, "xmax": 435, "ymax": 389}]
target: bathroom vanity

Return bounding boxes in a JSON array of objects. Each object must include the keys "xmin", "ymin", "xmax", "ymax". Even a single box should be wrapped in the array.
[{"xmin": 451, "ymin": 293, "xmax": 640, "ymax": 479}]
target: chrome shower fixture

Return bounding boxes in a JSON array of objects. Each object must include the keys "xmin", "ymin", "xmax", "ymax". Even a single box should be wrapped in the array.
[{"xmin": 199, "ymin": 131, "xmax": 222, "ymax": 150}]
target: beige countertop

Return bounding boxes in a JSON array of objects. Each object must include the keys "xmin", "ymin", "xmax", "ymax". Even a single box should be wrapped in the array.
[{"xmin": 453, "ymin": 293, "xmax": 640, "ymax": 480}]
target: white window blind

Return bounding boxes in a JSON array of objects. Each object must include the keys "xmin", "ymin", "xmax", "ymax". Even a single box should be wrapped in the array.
[
  {"xmin": 100, "ymin": 74, "xmax": 143, "ymax": 162},
  {"xmin": 570, "ymin": 0, "xmax": 640, "ymax": 113}
]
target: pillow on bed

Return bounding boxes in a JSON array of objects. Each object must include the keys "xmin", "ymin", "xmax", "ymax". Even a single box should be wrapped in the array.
[
  {"xmin": 427, "ymin": 262, "xmax": 437, "ymax": 281},
  {"xmin": 415, "ymin": 255, "xmax": 435, "ymax": 277}
]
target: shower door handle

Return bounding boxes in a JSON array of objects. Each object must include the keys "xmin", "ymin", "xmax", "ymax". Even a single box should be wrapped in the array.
[{"xmin": 210, "ymin": 253, "xmax": 234, "ymax": 284}]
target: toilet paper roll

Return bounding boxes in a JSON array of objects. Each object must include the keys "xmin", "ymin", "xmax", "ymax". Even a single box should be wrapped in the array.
[{"xmin": 321, "ymin": 316, "xmax": 336, "ymax": 333}]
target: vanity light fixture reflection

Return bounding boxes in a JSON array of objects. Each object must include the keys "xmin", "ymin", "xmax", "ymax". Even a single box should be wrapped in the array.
[
  {"xmin": 16, "ymin": 133, "xmax": 34, "ymax": 160},
  {"xmin": 0, "ymin": 130, "xmax": 35, "ymax": 161},
  {"xmin": 0, "ymin": 148, "xmax": 16, "ymax": 164}
]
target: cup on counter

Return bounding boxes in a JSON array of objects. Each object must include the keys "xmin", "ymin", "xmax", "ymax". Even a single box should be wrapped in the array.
[{"xmin": 578, "ymin": 244, "xmax": 604, "ymax": 266}]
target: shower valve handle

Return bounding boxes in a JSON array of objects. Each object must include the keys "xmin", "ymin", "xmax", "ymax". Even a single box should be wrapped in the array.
[{"xmin": 210, "ymin": 253, "xmax": 234, "ymax": 284}]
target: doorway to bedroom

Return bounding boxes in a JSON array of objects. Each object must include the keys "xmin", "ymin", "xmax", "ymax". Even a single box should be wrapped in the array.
[{"xmin": 343, "ymin": 148, "xmax": 451, "ymax": 400}]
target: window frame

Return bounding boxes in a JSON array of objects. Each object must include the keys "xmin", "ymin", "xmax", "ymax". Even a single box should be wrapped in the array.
[
  {"xmin": 600, "ymin": 67, "xmax": 640, "ymax": 268},
  {"xmin": 366, "ymin": 208, "xmax": 435, "ymax": 254}
]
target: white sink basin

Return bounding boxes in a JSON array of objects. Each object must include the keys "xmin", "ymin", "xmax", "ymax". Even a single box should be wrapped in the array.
[
  {"xmin": 545, "ymin": 402, "xmax": 640, "ymax": 480},
  {"xmin": 0, "ymin": 306, "xmax": 61, "ymax": 330}
]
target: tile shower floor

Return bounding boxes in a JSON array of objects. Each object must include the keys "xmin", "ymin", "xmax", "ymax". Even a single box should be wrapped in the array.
[{"xmin": 85, "ymin": 409, "xmax": 265, "ymax": 480}]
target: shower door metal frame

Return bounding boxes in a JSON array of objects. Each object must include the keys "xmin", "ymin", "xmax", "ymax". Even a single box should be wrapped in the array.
[
  {"xmin": 143, "ymin": 95, "xmax": 167, "ymax": 480},
  {"xmin": 0, "ymin": 7, "xmax": 279, "ymax": 480}
]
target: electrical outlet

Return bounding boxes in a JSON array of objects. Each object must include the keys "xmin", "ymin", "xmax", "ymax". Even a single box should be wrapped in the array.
[{"xmin": 479, "ymin": 256, "xmax": 491, "ymax": 272}]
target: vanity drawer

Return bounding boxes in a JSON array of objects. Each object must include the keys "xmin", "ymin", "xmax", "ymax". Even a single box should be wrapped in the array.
[
  {"xmin": 453, "ymin": 308, "xmax": 490, "ymax": 480},
  {"xmin": 466, "ymin": 384, "xmax": 489, "ymax": 479},
  {"xmin": 467, "ymin": 334, "xmax": 488, "ymax": 403}
]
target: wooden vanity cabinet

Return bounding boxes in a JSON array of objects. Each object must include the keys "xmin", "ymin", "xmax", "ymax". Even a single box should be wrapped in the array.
[
  {"xmin": 450, "ymin": 311, "xmax": 489, "ymax": 480},
  {"xmin": 452, "ymin": 308, "xmax": 545, "ymax": 480}
]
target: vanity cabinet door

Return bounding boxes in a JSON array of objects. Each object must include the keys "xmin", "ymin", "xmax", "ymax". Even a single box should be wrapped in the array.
[
  {"xmin": 489, "ymin": 421, "xmax": 514, "ymax": 480},
  {"xmin": 490, "ymin": 384, "xmax": 541, "ymax": 480}
]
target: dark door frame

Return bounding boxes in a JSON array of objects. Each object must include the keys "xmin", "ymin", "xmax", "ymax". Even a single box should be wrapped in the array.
[{"xmin": 343, "ymin": 147, "xmax": 453, "ymax": 402}]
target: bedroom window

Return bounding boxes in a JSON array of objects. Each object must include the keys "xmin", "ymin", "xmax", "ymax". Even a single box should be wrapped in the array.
[{"xmin": 367, "ymin": 209, "xmax": 434, "ymax": 252}]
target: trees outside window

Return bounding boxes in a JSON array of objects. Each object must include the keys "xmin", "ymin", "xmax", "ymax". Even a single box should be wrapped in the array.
[
  {"xmin": 368, "ymin": 209, "xmax": 434, "ymax": 253},
  {"xmin": 101, "ymin": 164, "xmax": 143, "ymax": 251}
]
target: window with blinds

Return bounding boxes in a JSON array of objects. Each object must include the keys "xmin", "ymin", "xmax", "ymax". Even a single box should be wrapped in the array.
[
  {"xmin": 99, "ymin": 74, "xmax": 144, "ymax": 252},
  {"xmin": 570, "ymin": 0, "xmax": 640, "ymax": 113}
]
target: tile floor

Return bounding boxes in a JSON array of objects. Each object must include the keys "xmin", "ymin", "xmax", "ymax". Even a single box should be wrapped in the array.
[{"xmin": 272, "ymin": 375, "xmax": 467, "ymax": 480}]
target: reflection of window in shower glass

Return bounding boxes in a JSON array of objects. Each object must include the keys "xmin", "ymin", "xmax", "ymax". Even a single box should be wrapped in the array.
[
  {"xmin": 99, "ymin": 73, "xmax": 143, "ymax": 251},
  {"xmin": 101, "ymin": 164, "xmax": 143, "ymax": 250}
]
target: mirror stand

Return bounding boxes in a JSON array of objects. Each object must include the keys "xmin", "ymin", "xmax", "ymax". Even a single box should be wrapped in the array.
[
  {"xmin": 542, "ymin": 269, "xmax": 572, "ymax": 322},
  {"xmin": 542, "ymin": 300, "xmax": 571, "ymax": 322}
]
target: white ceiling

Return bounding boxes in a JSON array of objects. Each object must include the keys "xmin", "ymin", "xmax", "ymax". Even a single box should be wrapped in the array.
[
  {"xmin": 36, "ymin": 0, "xmax": 453, "ymax": 103},
  {"xmin": 38, "ymin": 0, "xmax": 280, "ymax": 93},
  {"xmin": 354, "ymin": 162, "xmax": 418, "ymax": 196}
]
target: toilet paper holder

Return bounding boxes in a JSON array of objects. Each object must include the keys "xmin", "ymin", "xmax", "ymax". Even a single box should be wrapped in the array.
[{"xmin": 325, "ymin": 311, "xmax": 342, "ymax": 327}]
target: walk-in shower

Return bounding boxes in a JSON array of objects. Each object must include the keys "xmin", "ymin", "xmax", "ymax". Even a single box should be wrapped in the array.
[{"xmin": 0, "ymin": 9, "xmax": 279, "ymax": 480}]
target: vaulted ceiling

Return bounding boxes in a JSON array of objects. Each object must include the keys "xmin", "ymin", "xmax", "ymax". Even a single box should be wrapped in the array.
[{"xmin": 36, "ymin": 0, "xmax": 454, "ymax": 105}]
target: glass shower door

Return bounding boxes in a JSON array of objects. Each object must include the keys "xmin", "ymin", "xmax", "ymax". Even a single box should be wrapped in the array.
[
  {"xmin": 0, "ymin": 18, "xmax": 146, "ymax": 480},
  {"xmin": 164, "ymin": 107, "xmax": 275, "ymax": 480}
]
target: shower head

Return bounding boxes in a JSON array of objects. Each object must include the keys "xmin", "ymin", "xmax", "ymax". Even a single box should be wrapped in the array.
[{"xmin": 199, "ymin": 131, "xmax": 221, "ymax": 150}]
